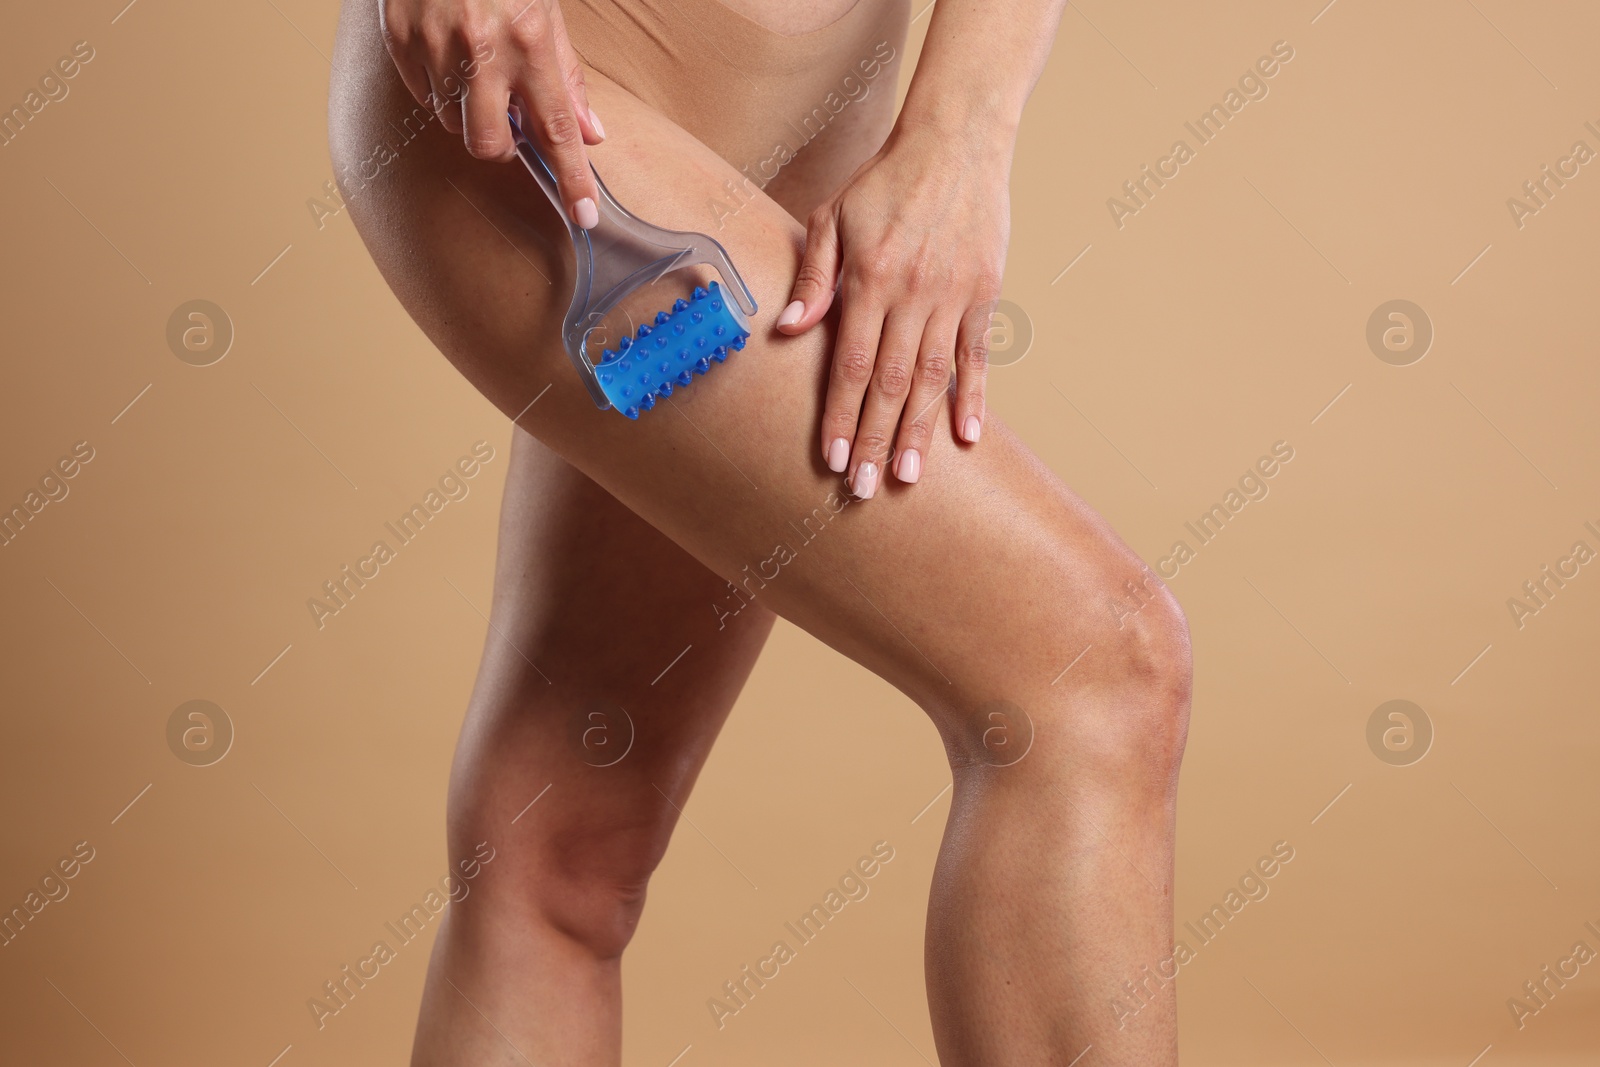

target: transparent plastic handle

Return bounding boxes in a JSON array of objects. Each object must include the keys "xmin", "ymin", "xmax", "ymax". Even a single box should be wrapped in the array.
[{"xmin": 507, "ymin": 111, "xmax": 758, "ymax": 409}]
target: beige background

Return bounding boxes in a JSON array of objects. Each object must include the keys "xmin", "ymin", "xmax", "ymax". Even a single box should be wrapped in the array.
[{"xmin": 2, "ymin": 0, "xmax": 1598, "ymax": 1064}]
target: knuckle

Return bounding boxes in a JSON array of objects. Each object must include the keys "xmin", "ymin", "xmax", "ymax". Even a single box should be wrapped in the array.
[
  {"xmin": 508, "ymin": 16, "xmax": 549, "ymax": 51},
  {"xmin": 873, "ymin": 357, "xmax": 912, "ymax": 397},
  {"xmin": 380, "ymin": 10, "xmax": 414, "ymax": 50},
  {"xmin": 905, "ymin": 249, "xmax": 938, "ymax": 294},
  {"xmin": 960, "ymin": 336, "xmax": 990, "ymax": 371},
  {"xmin": 854, "ymin": 428, "xmax": 893, "ymax": 459},
  {"xmin": 455, "ymin": 19, "xmax": 493, "ymax": 54},
  {"xmin": 917, "ymin": 350, "xmax": 950, "ymax": 384},
  {"xmin": 541, "ymin": 107, "xmax": 581, "ymax": 148},
  {"xmin": 972, "ymin": 271, "xmax": 1004, "ymax": 304},
  {"xmin": 793, "ymin": 261, "xmax": 831, "ymax": 295},
  {"xmin": 833, "ymin": 343, "xmax": 876, "ymax": 386},
  {"xmin": 415, "ymin": 10, "xmax": 450, "ymax": 51},
  {"xmin": 466, "ymin": 133, "xmax": 505, "ymax": 158},
  {"xmin": 849, "ymin": 250, "xmax": 896, "ymax": 292},
  {"xmin": 900, "ymin": 410, "xmax": 933, "ymax": 444},
  {"xmin": 863, "ymin": 249, "xmax": 898, "ymax": 284},
  {"xmin": 561, "ymin": 159, "xmax": 593, "ymax": 192}
]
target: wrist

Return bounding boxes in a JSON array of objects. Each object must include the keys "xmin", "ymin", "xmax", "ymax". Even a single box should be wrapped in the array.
[{"xmin": 894, "ymin": 90, "xmax": 1022, "ymax": 162}]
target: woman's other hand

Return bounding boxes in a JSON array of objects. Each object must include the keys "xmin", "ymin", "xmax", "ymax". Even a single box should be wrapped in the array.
[
  {"xmin": 380, "ymin": 0, "xmax": 605, "ymax": 227},
  {"xmin": 776, "ymin": 116, "xmax": 1011, "ymax": 497}
]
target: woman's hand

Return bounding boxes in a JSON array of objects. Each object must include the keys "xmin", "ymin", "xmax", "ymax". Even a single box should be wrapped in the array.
[
  {"xmin": 380, "ymin": 0, "xmax": 605, "ymax": 227},
  {"xmin": 776, "ymin": 118, "xmax": 1012, "ymax": 498}
]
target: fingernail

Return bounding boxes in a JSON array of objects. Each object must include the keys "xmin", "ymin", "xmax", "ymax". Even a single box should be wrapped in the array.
[
  {"xmin": 895, "ymin": 449, "xmax": 921, "ymax": 483},
  {"xmin": 588, "ymin": 107, "xmax": 605, "ymax": 140},
  {"xmin": 827, "ymin": 437, "xmax": 849, "ymax": 473},
  {"xmin": 852, "ymin": 461, "xmax": 879, "ymax": 500},
  {"xmin": 962, "ymin": 416, "xmax": 982, "ymax": 443},
  {"xmin": 777, "ymin": 300, "xmax": 804, "ymax": 328},
  {"xmin": 574, "ymin": 197, "xmax": 598, "ymax": 229}
]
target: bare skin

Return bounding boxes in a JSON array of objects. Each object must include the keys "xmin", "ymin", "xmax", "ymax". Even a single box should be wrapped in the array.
[{"xmin": 330, "ymin": 2, "xmax": 1192, "ymax": 1064}]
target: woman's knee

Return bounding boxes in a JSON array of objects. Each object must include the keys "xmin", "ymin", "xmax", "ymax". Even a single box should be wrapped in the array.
[
  {"xmin": 1077, "ymin": 575, "xmax": 1192, "ymax": 777},
  {"xmin": 938, "ymin": 537, "xmax": 1192, "ymax": 786},
  {"xmin": 444, "ymin": 680, "xmax": 694, "ymax": 960},
  {"xmin": 450, "ymin": 772, "xmax": 676, "ymax": 960},
  {"xmin": 532, "ymin": 813, "xmax": 673, "ymax": 959}
]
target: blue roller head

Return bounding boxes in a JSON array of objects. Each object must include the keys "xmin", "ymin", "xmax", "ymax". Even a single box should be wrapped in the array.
[{"xmin": 593, "ymin": 281, "xmax": 751, "ymax": 417}]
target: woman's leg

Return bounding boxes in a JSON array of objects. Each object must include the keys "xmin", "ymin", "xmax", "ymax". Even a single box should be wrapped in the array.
[
  {"xmin": 410, "ymin": 432, "xmax": 775, "ymax": 1065},
  {"xmin": 331, "ymin": 6, "xmax": 1191, "ymax": 1064},
  {"xmin": 395, "ymin": 9, "xmax": 903, "ymax": 1063}
]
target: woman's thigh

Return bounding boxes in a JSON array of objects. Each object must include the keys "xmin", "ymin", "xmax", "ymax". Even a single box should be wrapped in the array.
[
  {"xmin": 348, "ymin": 0, "xmax": 907, "ymax": 743},
  {"xmin": 329, "ymin": 1, "xmax": 1183, "ymax": 746}
]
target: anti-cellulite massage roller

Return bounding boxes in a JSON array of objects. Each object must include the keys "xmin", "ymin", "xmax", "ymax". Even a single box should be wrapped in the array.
[{"xmin": 507, "ymin": 109, "xmax": 757, "ymax": 419}]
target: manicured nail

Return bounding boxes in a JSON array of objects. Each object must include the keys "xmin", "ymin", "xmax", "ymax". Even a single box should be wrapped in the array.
[
  {"xmin": 852, "ymin": 462, "xmax": 879, "ymax": 500},
  {"xmin": 588, "ymin": 107, "xmax": 605, "ymax": 140},
  {"xmin": 777, "ymin": 300, "xmax": 804, "ymax": 328},
  {"xmin": 962, "ymin": 415, "xmax": 982, "ymax": 443},
  {"xmin": 895, "ymin": 449, "xmax": 921, "ymax": 483},
  {"xmin": 574, "ymin": 197, "xmax": 598, "ymax": 229},
  {"xmin": 827, "ymin": 437, "xmax": 849, "ymax": 473}
]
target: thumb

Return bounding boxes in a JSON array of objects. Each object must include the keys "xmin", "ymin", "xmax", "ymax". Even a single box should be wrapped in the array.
[{"xmin": 776, "ymin": 206, "xmax": 841, "ymax": 333}]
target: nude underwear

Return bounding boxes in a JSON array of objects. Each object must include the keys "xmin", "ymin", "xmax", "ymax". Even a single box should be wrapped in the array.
[{"xmin": 561, "ymin": 0, "xmax": 909, "ymax": 177}]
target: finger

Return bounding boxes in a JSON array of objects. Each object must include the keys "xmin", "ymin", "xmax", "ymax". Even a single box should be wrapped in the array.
[
  {"xmin": 462, "ymin": 73, "xmax": 514, "ymax": 160},
  {"xmin": 848, "ymin": 310, "xmax": 926, "ymax": 499},
  {"xmin": 548, "ymin": 3, "xmax": 604, "ymax": 144},
  {"xmin": 424, "ymin": 66, "xmax": 464, "ymax": 135},
  {"xmin": 892, "ymin": 312, "xmax": 959, "ymax": 483},
  {"xmin": 820, "ymin": 294, "xmax": 884, "ymax": 476},
  {"xmin": 777, "ymin": 206, "xmax": 841, "ymax": 333},
  {"xmin": 378, "ymin": 8, "xmax": 433, "ymax": 108},
  {"xmin": 390, "ymin": 54, "xmax": 435, "ymax": 111},
  {"xmin": 516, "ymin": 61, "xmax": 599, "ymax": 227},
  {"xmin": 953, "ymin": 299, "xmax": 994, "ymax": 443}
]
